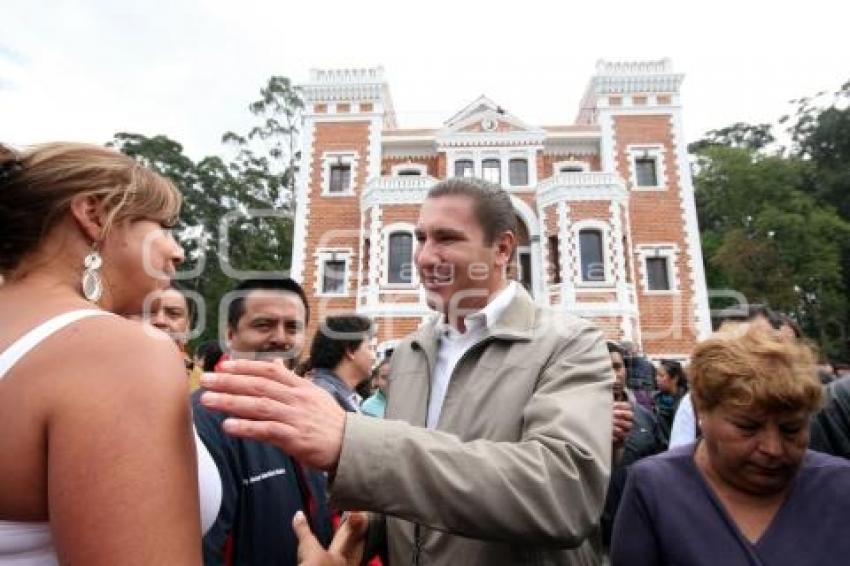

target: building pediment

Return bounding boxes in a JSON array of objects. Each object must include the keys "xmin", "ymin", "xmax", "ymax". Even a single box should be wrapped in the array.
[{"xmin": 437, "ymin": 95, "xmax": 546, "ymax": 147}]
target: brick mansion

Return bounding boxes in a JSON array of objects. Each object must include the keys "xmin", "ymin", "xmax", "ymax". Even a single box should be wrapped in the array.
[{"xmin": 290, "ymin": 60, "xmax": 711, "ymax": 360}]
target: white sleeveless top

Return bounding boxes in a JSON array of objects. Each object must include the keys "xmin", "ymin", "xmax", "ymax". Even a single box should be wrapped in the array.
[{"xmin": 0, "ymin": 310, "xmax": 222, "ymax": 564}]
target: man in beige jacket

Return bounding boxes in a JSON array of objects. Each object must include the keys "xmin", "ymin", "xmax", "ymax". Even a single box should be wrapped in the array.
[{"xmin": 202, "ymin": 178, "xmax": 614, "ymax": 565}]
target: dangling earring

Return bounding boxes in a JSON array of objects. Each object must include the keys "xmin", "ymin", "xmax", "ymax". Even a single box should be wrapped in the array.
[{"xmin": 82, "ymin": 247, "xmax": 104, "ymax": 303}]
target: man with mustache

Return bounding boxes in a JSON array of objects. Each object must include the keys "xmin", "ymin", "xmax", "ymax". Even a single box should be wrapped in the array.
[
  {"xmin": 202, "ymin": 179, "xmax": 614, "ymax": 565},
  {"xmin": 192, "ymin": 278, "xmax": 333, "ymax": 565}
]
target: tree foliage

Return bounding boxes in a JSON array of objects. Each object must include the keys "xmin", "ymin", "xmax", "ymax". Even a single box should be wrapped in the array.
[
  {"xmin": 692, "ymin": 81, "xmax": 850, "ymax": 360},
  {"xmin": 109, "ymin": 76, "xmax": 303, "ymax": 344}
]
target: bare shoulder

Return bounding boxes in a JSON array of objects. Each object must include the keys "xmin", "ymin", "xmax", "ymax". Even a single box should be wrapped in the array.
[{"xmin": 35, "ymin": 315, "xmax": 188, "ymax": 405}]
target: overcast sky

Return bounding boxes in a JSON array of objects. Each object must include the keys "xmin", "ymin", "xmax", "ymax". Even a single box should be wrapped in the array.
[{"xmin": 2, "ymin": 0, "xmax": 847, "ymax": 161}]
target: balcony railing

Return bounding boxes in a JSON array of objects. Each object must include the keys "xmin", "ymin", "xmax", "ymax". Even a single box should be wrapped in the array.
[
  {"xmin": 537, "ymin": 172, "xmax": 627, "ymax": 206},
  {"xmin": 361, "ymin": 175, "xmax": 438, "ymax": 208}
]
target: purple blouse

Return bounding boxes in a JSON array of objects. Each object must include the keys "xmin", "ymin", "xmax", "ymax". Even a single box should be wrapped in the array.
[{"xmin": 611, "ymin": 444, "xmax": 850, "ymax": 566}]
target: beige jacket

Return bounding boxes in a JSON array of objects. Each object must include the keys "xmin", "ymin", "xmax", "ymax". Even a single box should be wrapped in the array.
[{"xmin": 332, "ymin": 287, "xmax": 613, "ymax": 565}]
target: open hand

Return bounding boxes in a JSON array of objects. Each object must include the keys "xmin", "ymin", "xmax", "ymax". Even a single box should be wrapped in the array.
[{"xmin": 200, "ymin": 359, "xmax": 347, "ymax": 471}]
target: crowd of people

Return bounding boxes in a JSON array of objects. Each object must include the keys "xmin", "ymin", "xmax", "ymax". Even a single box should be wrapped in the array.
[{"xmin": 1, "ymin": 141, "xmax": 850, "ymax": 566}]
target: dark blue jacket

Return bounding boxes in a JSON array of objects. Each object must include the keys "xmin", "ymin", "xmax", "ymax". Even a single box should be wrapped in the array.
[{"xmin": 192, "ymin": 390, "xmax": 332, "ymax": 565}]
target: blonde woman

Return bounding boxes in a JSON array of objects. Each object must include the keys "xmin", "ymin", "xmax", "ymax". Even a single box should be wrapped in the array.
[{"xmin": 0, "ymin": 143, "xmax": 219, "ymax": 564}]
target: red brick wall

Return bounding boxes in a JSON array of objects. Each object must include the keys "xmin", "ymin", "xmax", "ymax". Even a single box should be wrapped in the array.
[
  {"xmin": 302, "ymin": 121, "xmax": 371, "ymax": 342},
  {"xmin": 613, "ymin": 114, "xmax": 696, "ymax": 355}
]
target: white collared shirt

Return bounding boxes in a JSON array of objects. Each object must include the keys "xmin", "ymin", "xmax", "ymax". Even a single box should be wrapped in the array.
[{"xmin": 427, "ymin": 282, "xmax": 517, "ymax": 429}]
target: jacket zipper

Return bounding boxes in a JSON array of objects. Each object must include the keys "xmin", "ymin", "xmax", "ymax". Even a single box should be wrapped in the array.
[
  {"xmin": 409, "ymin": 336, "xmax": 497, "ymax": 565},
  {"xmin": 412, "ymin": 523, "xmax": 422, "ymax": 566}
]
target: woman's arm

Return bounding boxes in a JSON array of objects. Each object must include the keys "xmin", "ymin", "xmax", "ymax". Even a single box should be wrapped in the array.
[
  {"xmin": 610, "ymin": 464, "xmax": 662, "ymax": 566},
  {"xmin": 47, "ymin": 319, "xmax": 202, "ymax": 565}
]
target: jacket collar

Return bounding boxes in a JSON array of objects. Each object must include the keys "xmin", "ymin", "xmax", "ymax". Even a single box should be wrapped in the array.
[{"xmin": 411, "ymin": 283, "xmax": 537, "ymax": 365}]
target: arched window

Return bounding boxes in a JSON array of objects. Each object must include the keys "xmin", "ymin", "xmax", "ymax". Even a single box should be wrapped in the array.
[
  {"xmin": 579, "ymin": 229, "xmax": 605, "ymax": 282},
  {"xmin": 387, "ymin": 232, "xmax": 414, "ymax": 284}
]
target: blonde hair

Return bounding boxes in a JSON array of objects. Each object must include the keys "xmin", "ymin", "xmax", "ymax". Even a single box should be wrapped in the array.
[
  {"xmin": 690, "ymin": 323, "xmax": 822, "ymax": 416},
  {"xmin": 0, "ymin": 142, "xmax": 181, "ymax": 275}
]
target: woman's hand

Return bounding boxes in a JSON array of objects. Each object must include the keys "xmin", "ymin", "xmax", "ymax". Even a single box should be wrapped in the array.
[{"xmin": 294, "ymin": 510, "xmax": 368, "ymax": 566}]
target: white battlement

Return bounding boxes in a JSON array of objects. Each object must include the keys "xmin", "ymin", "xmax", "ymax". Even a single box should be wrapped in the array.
[
  {"xmin": 594, "ymin": 59, "xmax": 673, "ymax": 76},
  {"xmin": 308, "ymin": 67, "xmax": 386, "ymax": 85}
]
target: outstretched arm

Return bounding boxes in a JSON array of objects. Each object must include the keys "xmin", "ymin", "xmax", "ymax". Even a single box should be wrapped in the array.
[{"xmin": 201, "ymin": 324, "xmax": 613, "ymax": 545}]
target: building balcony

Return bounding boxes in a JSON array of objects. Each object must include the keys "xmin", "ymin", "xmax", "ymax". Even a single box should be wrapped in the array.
[
  {"xmin": 361, "ymin": 175, "xmax": 439, "ymax": 208},
  {"xmin": 536, "ymin": 172, "xmax": 628, "ymax": 206}
]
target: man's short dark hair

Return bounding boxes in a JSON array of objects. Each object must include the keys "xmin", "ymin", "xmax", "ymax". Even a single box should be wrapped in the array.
[
  {"xmin": 427, "ymin": 177, "xmax": 516, "ymax": 245},
  {"xmin": 227, "ymin": 278, "xmax": 310, "ymax": 329},
  {"xmin": 310, "ymin": 314, "xmax": 372, "ymax": 371}
]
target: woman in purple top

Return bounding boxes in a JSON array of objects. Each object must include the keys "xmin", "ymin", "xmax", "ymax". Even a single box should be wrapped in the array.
[{"xmin": 612, "ymin": 324, "xmax": 850, "ymax": 566}]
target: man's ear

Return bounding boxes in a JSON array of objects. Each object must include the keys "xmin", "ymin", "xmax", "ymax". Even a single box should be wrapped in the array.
[
  {"xmin": 69, "ymin": 193, "xmax": 107, "ymax": 243},
  {"xmin": 493, "ymin": 230, "xmax": 516, "ymax": 268}
]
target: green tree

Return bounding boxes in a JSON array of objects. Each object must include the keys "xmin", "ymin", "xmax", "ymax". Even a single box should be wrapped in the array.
[
  {"xmin": 693, "ymin": 142, "xmax": 850, "ymax": 358},
  {"xmin": 109, "ymin": 76, "xmax": 303, "ymax": 344}
]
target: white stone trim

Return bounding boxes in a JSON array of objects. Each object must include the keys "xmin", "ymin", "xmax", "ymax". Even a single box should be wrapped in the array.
[
  {"xmin": 573, "ymin": 219, "xmax": 615, "ymax": 287},
  {"xmin": 537, "ymin": 172, "xmax": 628, "ymax": 207},
  {"xmin": 314, "ymin": 247, "xmax": 354, "ymax": 297},
  {"xmin": 671, "ymin": 108, "xmax": 712, "ymax": 338},
  {"xmin": 368, "ymin": 116, "xmax": 383, "ymax": 183},
  {"xmin": 390, "ymin": 162, "xmax": 428, "ymax": 176},
  {"xmin": 445, "ymin": 147, "xmax": 540, "ymax": 188},
  {"xmin": 626, "ymin": 144, "xmax": 667, "ymax": 191},
  {"xmin": 361, "ymin": 175, "xmax": 437, "ymax": 208},
  {"xmin": 509, "ymin": 195, "xmax": 545, "ymax": 302},
  {"xmin": 551, "ymin": 159, "xmax": 589, "ymax": 174},
  {"xmin": 610, "ymin": 200, "xmax": 630, "ymax": 337},
  {"xmin": 598, "ymin": 111, "xmax": 616, "ymax": 173},
  {"xmin": 557, "ymin": 202, "xmax": 576, "ymax": 307},
  {"xmin": 290, "ymin": 118, "xmax": 315, "ymax": 282},
  {"xmin": 321, "ymin": 151, "xmax": 359, "ymax": 196},
  {"xmin": 381, "ymin": 222, "xmax": 418, "ymax": 288},
  {"xmin": 366, "ymin": 206, "xmax": 382, "ymax": 308},
  {"xmin": 635, "ymin": 243, "xmax": 680, "ymax": 294}
]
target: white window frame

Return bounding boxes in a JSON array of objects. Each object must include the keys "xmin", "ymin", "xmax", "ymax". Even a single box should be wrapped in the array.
[
  {"xmin": 321, "ymin": 151, "xmax": 359, "ymax": 196},
  {"xmin": 390, "ymin": 162, "xmax": 428, "ymax": 177},
  {"xmin": 508, "ymin": 157, "xmax": 529, "ymax": 187},
  {"xmin": 573, "ymin": 220, "xmax": 614, "ymax": 287},
  {"xmin": 635, "ymin": 244, "xmax": 679, "ymax": 294},
  {"xmin": 381, "ymin": 223, "xmax": 418, "ymax": 289},
  {"xmin": 481, "ymin": 157, "xmax": 501, "ymax": 185},
  {"xmin": 449, "ymin": 153, "xmax": 476, "ymax": 178},
  {"xmin": 315, "ymin": 248, "xmax": 353, "ymax": 297},
  {"xmin": 626, "ymin": 145, "xmax": 667, "ymax": 191},
  {"xmin": 552, "ymin": 159, "xmax": 589, "ymax": 174}
]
